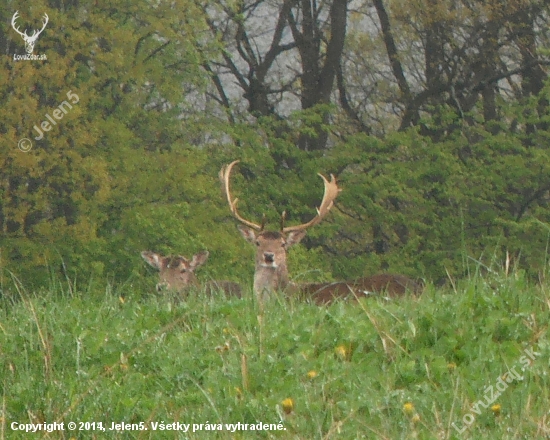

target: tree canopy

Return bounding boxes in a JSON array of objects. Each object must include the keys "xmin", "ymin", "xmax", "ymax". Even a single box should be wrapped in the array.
[{"xmin": 2, "ymin": 0, "xmax": 550, "ymax": 288}]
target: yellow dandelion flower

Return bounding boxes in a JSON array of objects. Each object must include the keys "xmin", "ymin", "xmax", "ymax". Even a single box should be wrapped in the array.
[
  {"xmin": 307, "ymin": 370, "xmax": 318, "ymax": 379},
  {"xmin": 491, "ymin": 404, "xmax": 501, "ymax": 415},
  {"xmin": 411, "ymin": 414, "xmax": 420, "ymax": 423},
  {"xmin": 403, "ymin": 402, "xmax": 414, "ymax": 414},
  {"xmin": 335, "ymin": 345, "xmax": 348, "ymax": 359},
  {"xmin": 447, "ymin": 362, "xmax": 457, "ymax": 371},
  {"xmin": 282, "ymin": 398, "xmax": 294, "ymax": 414}
]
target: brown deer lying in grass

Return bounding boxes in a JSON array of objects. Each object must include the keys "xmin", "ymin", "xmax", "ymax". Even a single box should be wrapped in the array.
[
  {"xmin": 299, "ymin": 274, "xmax": 424, "ymax": 305},
  {"xmin": 220, "ymin": 160, "xmax": 423, "ymax": 304},
  {"xmin": 141, "ymin": 250, "xmax": 242, "ymax": 298}
]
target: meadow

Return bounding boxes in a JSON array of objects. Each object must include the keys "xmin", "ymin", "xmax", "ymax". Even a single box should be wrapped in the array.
[{"xmin": 0, "ymin": 266, "xmax": 548, "ymax": 439}]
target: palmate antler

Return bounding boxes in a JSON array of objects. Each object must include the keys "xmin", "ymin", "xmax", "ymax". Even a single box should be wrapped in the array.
[
  {"xmin": 219, "ymin": 160, "xmax": 341, "ymax": 232},
  {"xmin": 281, "ymin": 173, "xmax": 340, "ymax": 233},
  {"xmin": 219, "ymin": 160, "xmax": 265, "ymax": 231}
]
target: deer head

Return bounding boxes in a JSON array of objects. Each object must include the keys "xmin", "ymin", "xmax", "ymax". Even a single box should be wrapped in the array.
[
  {"xmin": 141, "ymin": 250, "xmax": 243, "ymax": 298},
  {"xmin": 220, "ymin": 160, "xmax": 340, "ymax": 299},
  {"xmin": 141, "ymin": 250, "xmax": 209, "ymax": 293},
  {"xmin": 11, "ymin": 11, "xmax": 49, "ymax": 54}
]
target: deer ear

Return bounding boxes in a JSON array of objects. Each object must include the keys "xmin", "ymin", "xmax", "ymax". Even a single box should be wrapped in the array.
[
  {"xmin": 238, "ymin": 225, "xmax": 257, "ymax": 244},
  {"xmin": 285, "ymin": 230, "xmax": 306, "ymax": 247},
  {"xmin": 189, "ymin": 250, "xmax": 209, "ymax": 270},
  {"xmin": 141, "ymin": 251, "xmax": 166, "ymax": 270}
]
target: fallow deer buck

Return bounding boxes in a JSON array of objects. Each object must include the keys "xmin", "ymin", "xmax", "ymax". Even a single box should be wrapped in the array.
[
  {"xmin": 220, "ymin": 160, "xmax": 423, "ymax": 304},
  {"xmin": 141, "ymin": 250, "xmax": 242, "ymax": 298},
  {"xmin": 220, "ymin": 160, "xmax": 341, "ymax": 300}
]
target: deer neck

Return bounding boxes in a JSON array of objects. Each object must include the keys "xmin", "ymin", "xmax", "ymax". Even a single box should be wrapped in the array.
[{"xmin": 254, "ymin": 263, "xmax": 289, "ymax": 297}]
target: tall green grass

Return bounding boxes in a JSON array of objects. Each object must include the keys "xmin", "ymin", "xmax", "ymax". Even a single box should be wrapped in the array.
[{"xmin": 0, "ymin": 268, "xmax": 548, "ymax": 439}]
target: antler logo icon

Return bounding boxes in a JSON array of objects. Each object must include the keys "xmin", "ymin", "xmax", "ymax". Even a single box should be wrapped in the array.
[{"xmin": 11, "ymin": 11, "xmax": 49, "ymax": 54}]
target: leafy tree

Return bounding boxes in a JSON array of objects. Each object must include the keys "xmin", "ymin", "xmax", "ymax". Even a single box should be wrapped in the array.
[{"xmin": 0, "ymin": 0, "xmax": 214, "ymax": 284}]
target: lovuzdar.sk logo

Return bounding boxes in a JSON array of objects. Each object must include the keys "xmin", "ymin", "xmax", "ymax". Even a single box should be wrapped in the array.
[{"xmin": 11, "ymin": 11, "xmax": 49, "ymax": 61}]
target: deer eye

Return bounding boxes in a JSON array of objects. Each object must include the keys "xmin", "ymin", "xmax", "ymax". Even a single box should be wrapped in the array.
[{"xmin": 255, "ymin": 241, "xmax": 260, "ymax": 247}]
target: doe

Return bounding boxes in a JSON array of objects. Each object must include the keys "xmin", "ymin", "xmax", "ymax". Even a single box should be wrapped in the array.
[{"xmin": 141, "ymin": 250, "xmax": 242, "ymax": 298}]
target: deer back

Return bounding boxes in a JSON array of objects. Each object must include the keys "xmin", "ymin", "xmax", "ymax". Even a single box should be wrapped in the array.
[{"xmin": 299, "ymin": 274, "xmax": 423, "ymax": 305}]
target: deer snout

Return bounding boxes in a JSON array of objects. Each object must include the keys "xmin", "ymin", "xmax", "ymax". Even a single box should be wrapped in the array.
[{"xmin": 263, "ymin": 252, "xmax": 275, "ymax": 264}]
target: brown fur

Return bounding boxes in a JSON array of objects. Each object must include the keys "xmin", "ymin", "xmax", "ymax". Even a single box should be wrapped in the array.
[
  {"xmin": 220, "ymin": 161, "xmax": 421, "ymax": 305},
  {"xmin": 238, "ymin": 226, "xmax": 306, "ymax": 299},
  {"xmin": 298, "ymin": 274, "xmax": 423, "ymax": 305},
  {"xmin": 141, "ymin": 250, "xmax": 242, "ymax": 298},
  {"xmin": 236, "ymin": 226, "xmax": 423, "ymax": 305},
  {"xmin": 221, "ymin": 160, "xmax": 339, "ymax": 301}
]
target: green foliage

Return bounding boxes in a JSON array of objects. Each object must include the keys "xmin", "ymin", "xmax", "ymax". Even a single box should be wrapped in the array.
[
  {"xmin": 321, "ymin": 98, "xmax": 550, "ymax": 281},
  {"xmin": 3, "ymin": 0, "xmax": 550, "ymax": 294},
  {"xmin": 1, "ymin": 0, "xmax": 218, "ymax": 285}
]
